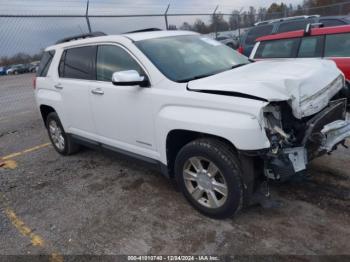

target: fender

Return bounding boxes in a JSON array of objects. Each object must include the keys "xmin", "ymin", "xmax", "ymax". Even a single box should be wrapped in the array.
[
  {"xmin": 156, "ymin": 105, "xmax": 271, "ymax": 164},
  {"xmin": 35, "ymin": 88, "xmax": 66, "ymax": 128}
]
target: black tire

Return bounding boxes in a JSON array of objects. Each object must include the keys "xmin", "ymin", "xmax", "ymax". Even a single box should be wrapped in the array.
[
  {"xmin": 46, "ymin": 112, "xmax": 80, "ymax": 155},
  {"xmin": 174, "ymin": 138, "xmax": 243, "ymax": 219}
]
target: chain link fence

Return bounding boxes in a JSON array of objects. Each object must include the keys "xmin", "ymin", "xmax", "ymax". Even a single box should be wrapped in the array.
[{"xmin": 0, "ymin": 1, "xmax": 349, "ymax": 120}]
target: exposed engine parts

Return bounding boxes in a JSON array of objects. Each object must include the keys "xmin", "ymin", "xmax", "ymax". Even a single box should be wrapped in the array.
[{"xmin": 263, "ymin": 99, "xmax": 349, "ymax": 181}]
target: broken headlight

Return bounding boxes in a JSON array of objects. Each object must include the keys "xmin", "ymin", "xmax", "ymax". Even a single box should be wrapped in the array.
[{"xmin": 300, "ymin": 74, "xmax": 345, "ymax": 105}]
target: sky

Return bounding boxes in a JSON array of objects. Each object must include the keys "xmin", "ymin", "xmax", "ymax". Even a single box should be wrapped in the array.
[
  {"xmin": 0, "ymin": 0, "xmax": 303, "ymax": 57},
  {"xmin": 0, "ymin": 0, "xmax": 303, "ymax": 15}
]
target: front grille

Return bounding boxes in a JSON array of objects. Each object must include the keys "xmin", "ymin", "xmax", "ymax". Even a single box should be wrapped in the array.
[{"xmin": 307, "ymin": 99, "xmax": 346, "ymax": 134}]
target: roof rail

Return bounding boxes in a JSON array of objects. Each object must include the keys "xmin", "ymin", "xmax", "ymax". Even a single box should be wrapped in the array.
[
  {"xmin": 55, "ymin": 31, "xmax": 107, "ymax": 44},
  {"xmin": 254, "ymin": 15, "xmax": 320, "ymax": 26},
  {"xmin": 124, "ymin": 28, "xmax": 162, "ymax": 34}
]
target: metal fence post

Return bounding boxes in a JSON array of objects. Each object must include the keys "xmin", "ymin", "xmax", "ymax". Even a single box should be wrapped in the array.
[
  {"xmin": 213, "ymin": 5, "xmax": 218, "ymax": 38},
  {"xmin": 164, "ymin": 4, "xmax": 170, "ymax": 30},
  {"xmin": 86, "ymin": 0, "xmax": 92, "ymax": 33}
]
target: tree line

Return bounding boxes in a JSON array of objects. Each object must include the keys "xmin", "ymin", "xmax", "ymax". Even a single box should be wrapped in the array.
[
  {"xmin": 0, "ymin": 52, "xmax": 43, "ymax": 67},
  {"xmin": 176, "ymin": 0, "xmax": 350, "ymax": 34}
]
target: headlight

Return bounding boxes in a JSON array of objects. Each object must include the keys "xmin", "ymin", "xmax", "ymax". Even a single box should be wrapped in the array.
[{"xmin": 300, "ymin": 74, "xmax": 344, "ymax": 104}]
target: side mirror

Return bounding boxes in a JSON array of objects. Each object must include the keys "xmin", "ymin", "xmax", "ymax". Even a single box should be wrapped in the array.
[{"xmin": 112, "ymin": 70, "xmax": 149, "ymax": 87}]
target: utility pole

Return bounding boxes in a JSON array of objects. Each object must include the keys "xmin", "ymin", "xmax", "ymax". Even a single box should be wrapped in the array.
[
  {"xmin": 86, "ymin": 0, "xmax": 92, "ymax": 33},
  {"xmin": 164, "ymin": 4, "xmax": 170, "ymax": 30}
]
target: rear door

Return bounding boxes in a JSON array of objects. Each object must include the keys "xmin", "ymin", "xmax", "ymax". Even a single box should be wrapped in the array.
[
  {"xmin": 57, "ymin": 45, "xmax": 98, "ymax": 139},
  {"xmin": 297, "ymin": 35, "xmax": 324, "ymax": 58},
  {"xmin": 324, "ymin": 32, "xmax": 350, "ymax": 80}
]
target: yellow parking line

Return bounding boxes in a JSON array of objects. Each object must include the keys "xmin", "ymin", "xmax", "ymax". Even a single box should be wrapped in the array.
[
  {"xmin": 1, "ymin": 143, "xmax": 51, "ymax": 160},
  {"xmin": 4, "ymin": 208, "xmax": 45, "ymax": 247},
  {"xmin": 0, "ymin": 194, "xmax": 63, "ymax": 261}
]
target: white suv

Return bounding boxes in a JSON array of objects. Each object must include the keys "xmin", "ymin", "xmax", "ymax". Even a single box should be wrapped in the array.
[{"xmin": 35, "ymin": 30, "xmax": 350, "ymax": 218}]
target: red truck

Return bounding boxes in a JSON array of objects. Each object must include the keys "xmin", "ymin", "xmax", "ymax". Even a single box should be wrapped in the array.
[{"xmin": 250, "ymin": 25, "xmax": 350, "ymax": 85}]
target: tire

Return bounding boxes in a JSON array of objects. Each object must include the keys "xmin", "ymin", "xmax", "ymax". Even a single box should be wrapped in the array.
[
  {"xmin": 174, "ymin": 138, "xmax": 243, "ymax": 219},
  {"xmin": 46, "ymin": 112, "xmax": 80, "ymax": 155}
]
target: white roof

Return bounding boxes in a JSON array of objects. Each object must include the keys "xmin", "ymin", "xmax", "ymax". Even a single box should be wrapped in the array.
[
  {"xmin": 47, "ymin": 30, "xmax": 198, "ymax": 50},
  {"xmin": 124, "ymin": 30, "xmax": 198, "ymax": 41}
]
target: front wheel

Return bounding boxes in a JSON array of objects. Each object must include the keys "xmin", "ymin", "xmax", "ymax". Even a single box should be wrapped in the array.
[{"xmin": 175, "ymin": 138, "xmax": 244, "ymax": 219}]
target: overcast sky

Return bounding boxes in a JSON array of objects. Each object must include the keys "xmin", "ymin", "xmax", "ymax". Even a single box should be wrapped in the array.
[
  {"xmin": 0, "ymin": 0, "xmax": 303, "ymax": 57},
  {"xmin": 0, "ymin": 0, "xmax": 303, "ymax": 15}
]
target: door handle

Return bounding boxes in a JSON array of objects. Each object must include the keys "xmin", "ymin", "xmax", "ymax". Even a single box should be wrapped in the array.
[
  {"xmin": 91, "ymin": 88, "xmax": 104, "ymax": 95},
  {"xmin": 54, "ymin": 84, "xmax": 63, "ymax": 90}
]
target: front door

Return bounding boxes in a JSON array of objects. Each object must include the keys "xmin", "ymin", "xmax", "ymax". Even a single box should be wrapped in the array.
[{"xmin": 90, "ymin": 44, "xmax": 157, "ymax": 159}]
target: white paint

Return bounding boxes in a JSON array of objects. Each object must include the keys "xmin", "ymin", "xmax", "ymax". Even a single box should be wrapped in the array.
[{"xmin": 36, "ymin": 31, "xmax": 345, "ymax": 167}]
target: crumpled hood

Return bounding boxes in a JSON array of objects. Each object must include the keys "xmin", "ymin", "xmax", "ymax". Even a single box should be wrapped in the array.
[{"xmin": 188, "ymin": 59, "xmax": 344, "ymax": 119}]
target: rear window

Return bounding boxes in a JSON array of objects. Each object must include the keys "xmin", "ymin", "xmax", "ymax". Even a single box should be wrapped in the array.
[
  {"xmin": 58, "ymin": 46, "xmax": 96, "ymax": 80},
  {"xmin": 325, "ymin": 33, "xmax": 350, "ymax": 57},
  {"xmin": 255, "ymin": 38, "xmax": 300, "ymax": 58},
  {"xmin": 245, "ymin": 25, "xmax": 274, "ymax": 45},
  {"xmin": 37, "ymin": 50, "xmax": 55, "ymax": 77},
  {"xmin": 277, "ymin": 20, "xmax": 308, "ymax": 33},
  {"xmin": 298, "ymin": 36, "xmax": 324, "ymax": 58},
  {"xmin": 320, "ymin": 19, "xmax": 346, "ymax": 27}
]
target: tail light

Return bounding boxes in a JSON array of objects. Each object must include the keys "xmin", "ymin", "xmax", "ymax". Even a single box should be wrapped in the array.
[
  {"xmin": 237, "ymin": 46, "xmax": 244, "ymax": 54},
  {"xmin": 32, "ymin": 76, "xmax": 36, "ymax": 89}
]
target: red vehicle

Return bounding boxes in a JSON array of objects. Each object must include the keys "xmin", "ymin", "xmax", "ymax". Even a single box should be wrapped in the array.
[{"xmin": 250, "ymin": 25, "xmax": 350, "ymax": 84}]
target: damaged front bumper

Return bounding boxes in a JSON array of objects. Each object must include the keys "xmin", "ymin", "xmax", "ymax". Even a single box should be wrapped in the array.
[
  {"xmin": 265, "ymin": 99, "xmax": 350, "ymax": 181},
  {"xmin": 320, "ymin": 120, "xmax": 350, "ymax": 152}
]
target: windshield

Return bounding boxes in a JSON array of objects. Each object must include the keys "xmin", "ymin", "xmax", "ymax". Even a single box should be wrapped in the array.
[{"xmin": 135, "ymin": 35, "xmax": 249, "ymax": 82}]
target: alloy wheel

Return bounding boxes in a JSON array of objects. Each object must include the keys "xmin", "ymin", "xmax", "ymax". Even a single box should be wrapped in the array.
[
  {"xmin": 48, "ymin": 120, "xmax": 65, "ymax": 151},
  {"xmin": 183, "ymin": 157, "xmax": 228, "ymax": 209}
]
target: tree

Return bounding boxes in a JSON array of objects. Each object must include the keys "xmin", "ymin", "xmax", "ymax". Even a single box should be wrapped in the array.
[
  {"xmin": 179, "ymin": 22, "xmax": 192, "ymax": 31},
  {"xmin": 192, "ymin": 19, "xmax": 209, "ymax": 34},
  {"xmin": 210, "ymin": 13, "xmax": 229, "ymax": 33},
  {"xmin": 229, "ymin": 11, "xmax": 240, "ymax": 30},
  {"xmin": 0, "ymin": 51, "xmax": 43, "ymax": 67}
]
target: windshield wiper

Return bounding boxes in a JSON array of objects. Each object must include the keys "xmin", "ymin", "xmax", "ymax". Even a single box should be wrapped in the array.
[
  {"xmin": 179, "ymin": 63, "xmax": 250, "ymax": 83},
  {"xmin": 231, "ymin": 63, "xmax": 249, "ymax": 69},
  {"xmin": 179, "ymin": 73, "xmax": 216, "ymax": 83}
]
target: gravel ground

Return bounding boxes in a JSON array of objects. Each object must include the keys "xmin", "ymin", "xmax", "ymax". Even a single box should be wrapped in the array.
[{"xmin": 0, "ymin": 74, "xmax": 350, "ymax": 258}]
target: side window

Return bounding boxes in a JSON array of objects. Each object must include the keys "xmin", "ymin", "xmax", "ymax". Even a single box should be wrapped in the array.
[
  {"xmin": 255, "ymin": 38, "xmax": 300, "ymax": 59},
  {"xmin": 96, "ymin": 45, "xmax": 143, "ymax": 82},
  {"xmin": 59, "ymin": 46, "xmax": 96, "ymax": 80},
  {"xmin": 325, "ymin": 33, "xmax": 350, "ymax": 57},
  {"xmin": 320, "ymin": 19, "xmax": 346, "ymax": 27},
  {"xmin": 298, "ymin": 36, "xmax": 324, "ymax": 58},
  {"xmin": 277, "ymin": 20, "xmax": 308, "ymax": 33},
  {"xmin": 245, "ymin": 25, "xmax": 274, "ymax": 45},
  {"xmin": 37, "ymin": 50, "xmax": 55, "ymax": 77}
]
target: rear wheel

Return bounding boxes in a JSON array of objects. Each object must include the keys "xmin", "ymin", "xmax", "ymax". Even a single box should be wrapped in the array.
[
  {"xmin": 175, "ymin": 138, "xmax": 244, "ymax": 219},
  {"xmin": 46, "ymin": 112, "xmax": 80, "ymax": 155}
]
